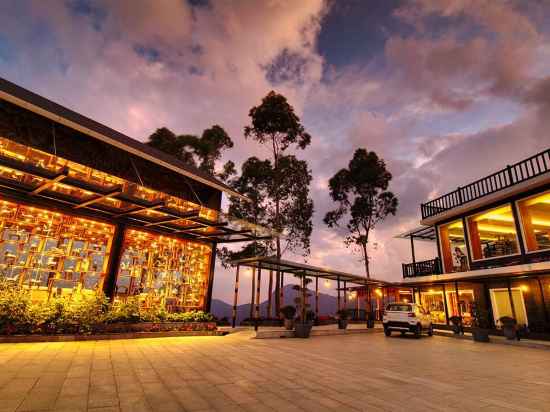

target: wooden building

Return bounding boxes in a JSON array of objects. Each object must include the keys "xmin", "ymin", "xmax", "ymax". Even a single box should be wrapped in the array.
[{"xmin": 0, "ymin": 77, "xmax": 269, "ymax": 312}]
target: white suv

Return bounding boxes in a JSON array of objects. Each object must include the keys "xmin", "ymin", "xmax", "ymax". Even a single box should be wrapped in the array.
[{"xmin": 383, "ymin": 303, "xmax": 433, "ymax": 338}]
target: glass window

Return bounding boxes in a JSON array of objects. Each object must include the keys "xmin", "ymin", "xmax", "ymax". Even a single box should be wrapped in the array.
[
  {"xmin": 467, "ymin": 205, "xmax": 519, "ymax": 260},
  {"xmin": 420, "ymin": 290, "xmax": 446, "ymax": 324},
  {"xmin": 445, "ymin": 289, "xmax": 475, "ymax": 326},
  {"xmin": 517, "ymin": 190, "xmax": 550, "ymax": 252},
  {"xmin": 115, "ymin": 229, "xmax": 212, "ymax": 312},
  {"xmin": 439, "ymin": 220, "xmax": 469, "ymax": 273},
  {"xmin": 0, "ymin": 199, "xmax": 115, "ymax": 303}
]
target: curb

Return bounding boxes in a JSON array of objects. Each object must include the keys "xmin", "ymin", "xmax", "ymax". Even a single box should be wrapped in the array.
[{"xmin": 434, "ymin": 330, "xmax": 550, "ymax": 351}]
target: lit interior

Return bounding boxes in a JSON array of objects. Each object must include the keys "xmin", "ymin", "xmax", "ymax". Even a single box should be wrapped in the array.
[
  {"xmin": 518, "ymin": 191, "xmax": 550, "ymax": 252},
  {"xmin": 467, "ymin": 204, "xmax": 519, "ymax": 260},
  {"xmin": 0, "ymin": 199, "xmax": 114, "ymax": 303},
  {"xmin": 115, "ymin": 229, "xmax": 212, "ymax": 312},
  {"xmin": 438, "ymin": 219, "xmax": 468, "ymax": 273}
]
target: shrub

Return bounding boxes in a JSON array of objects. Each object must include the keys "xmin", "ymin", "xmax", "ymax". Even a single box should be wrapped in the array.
[
  {"xmin": 337, "ymin": 309, "xmax": 349, "ymax": 319},
  {"xmin": 280, "ymin": 305, "xmax": 296, "ymax": 320}
]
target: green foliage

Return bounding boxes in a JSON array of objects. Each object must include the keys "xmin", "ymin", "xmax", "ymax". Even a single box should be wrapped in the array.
[
  {"xmin": 146, "ymin": 125, "xmax": 234, "ymax": 177},
  {"xmin": 0, "ymin": 283, "xmax": 215, "ymax": 335},
  {"xmin": 280, "ymin": 305, "xmax": 296, "ymax": 320},
  {"xmin": 324, "ymin": 148, "xmax": 398, "ymax": 277},
  {"xmin": 337, "ymin": 309, "xmax": 350, "ymax": 320}
]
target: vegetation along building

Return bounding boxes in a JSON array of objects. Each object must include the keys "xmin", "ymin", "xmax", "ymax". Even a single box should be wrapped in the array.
[
  {"xmin": 397, "ymin": 148, "xmax": 550, "ymax": 338},
  {"xmin": 0, "ymin": 77, "xmax": 270, "ymax": 312}
]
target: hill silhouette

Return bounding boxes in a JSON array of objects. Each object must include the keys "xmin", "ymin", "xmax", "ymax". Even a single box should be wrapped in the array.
[{"xmin": 211, "ymin": 284, "xmax": 349, "ymax": 324}]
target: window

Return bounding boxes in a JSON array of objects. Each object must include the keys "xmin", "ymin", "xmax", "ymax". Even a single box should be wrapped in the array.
[
  {"xmin": 517, "ymin": 190, "xmax": 550, "ymax": 252},
  {"xmin": 439, "ymin": 220, "xmax": 468, "ymax": 273},
  {"xmin": 386, "ymin": 303, "xmax": 412, "ymax": 312},
  {"xmin": 445, "ymin": 289, "xmax": 475, "ymax": 326},
  {"xmin": 115, "ymin": 229, "xmax": 212, "ymax": 312},
  {"xmin": 467, "ymin": 205, "xmax": 519, "ymax": 260},
  {"xmin": 420, "ymin": 290, "xmax": 446, "ymax": 324}
]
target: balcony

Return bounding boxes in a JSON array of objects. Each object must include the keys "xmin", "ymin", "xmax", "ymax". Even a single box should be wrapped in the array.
[
  {"xmin": 421, "ymin": 148, "xmax": 550, "ymax": 220},
  {"xmin": 402, "ymin": 258, "xmax": 442, "ymax": 278}
]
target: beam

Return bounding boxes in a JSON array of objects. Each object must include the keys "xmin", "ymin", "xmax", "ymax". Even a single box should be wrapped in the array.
[
  {"xmin": 113, "ymin": 201, "xmax": 165, "ymax": 217},
  {"xmin": 74, "ymin": 187, "xmax": 123, "ymax": 209},
  {"xmin": 143, "ymin": 209, "xmax": 199, "ymax": 226},
  {"xmin": 30, "ymin": 169, "xmax": 68, "ymax": 195}
]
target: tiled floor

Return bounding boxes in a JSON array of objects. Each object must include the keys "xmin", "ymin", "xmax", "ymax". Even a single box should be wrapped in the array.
[{"xmin": 0, "ymin": 330, "xmax": 549, "ymax": 411}]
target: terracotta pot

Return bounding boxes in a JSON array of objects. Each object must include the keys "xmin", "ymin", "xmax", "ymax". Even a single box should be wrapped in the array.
[{"xmin": 294, "ymin": 322, "xmax": 313, "ymax": 338}]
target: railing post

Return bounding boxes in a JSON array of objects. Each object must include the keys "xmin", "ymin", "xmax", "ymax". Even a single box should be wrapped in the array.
[
  {"xmin": 506, "ymin": 165, "xmax": 514, "ymax": 186},
  {"xmin": 457, "ymin": 186, "xmax": 463, "ymax": 204}
]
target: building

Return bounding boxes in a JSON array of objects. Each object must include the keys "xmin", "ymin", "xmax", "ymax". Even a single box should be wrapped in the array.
[
  {"xmin": 0, "ymin": 77, "xmax": 269, "ymax": 313},
  {"xmin": 396, "ymin": 148, "xmax": 550, "ymax": 338}
]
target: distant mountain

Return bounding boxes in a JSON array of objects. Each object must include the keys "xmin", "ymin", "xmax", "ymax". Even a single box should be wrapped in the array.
[{"xmin": 211, "ymin": 284, "xmax": 344, "ymax": 324}]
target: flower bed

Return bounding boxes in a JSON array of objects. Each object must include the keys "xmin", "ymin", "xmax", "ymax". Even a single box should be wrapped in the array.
[{"xmin": 0, "ymin": 282, "xmax": 217, "ymax": 336}]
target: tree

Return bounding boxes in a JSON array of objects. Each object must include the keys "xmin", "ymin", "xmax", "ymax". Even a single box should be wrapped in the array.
[
  {"xmin": 324, "ymin": 148, "xmax": 398, "ymax": 278},
  {"xmin": 225, "ymin": 91, "xmax": 314, "ymax": 317},
  {"xmin": 146, "ymin": 125, "xmax": 233, "ymax": 177}
]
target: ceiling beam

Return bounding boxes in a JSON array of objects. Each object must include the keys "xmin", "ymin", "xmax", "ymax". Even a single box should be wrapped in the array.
[
  {"xmin": 30, "ymin": 168, "xmax": 69, "ymax": 195},
  {"xmin": 74, "ymin": 186, "xmax": 123, "ymax": 209}
]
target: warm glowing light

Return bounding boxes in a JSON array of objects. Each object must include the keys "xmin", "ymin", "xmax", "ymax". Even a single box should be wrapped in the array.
[
  {"xmin": 375, "ymin": 289, "xmax": 382, "ymax": 297},
  {"xmin": 521, "ymin": 285, "xmax": 529, "ymax": 292},
  {"xmin": 324, "ymin": 280, "xmax": 330, "ymax": 287},
  {"xmin": 403, "ymin": 298, "xmax": 409, "ymax": 303}
]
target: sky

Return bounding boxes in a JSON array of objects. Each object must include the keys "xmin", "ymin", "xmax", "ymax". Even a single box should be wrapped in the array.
[{"xmin": 1, "ymin": 0, "xmax": 550, "ymax": 304}]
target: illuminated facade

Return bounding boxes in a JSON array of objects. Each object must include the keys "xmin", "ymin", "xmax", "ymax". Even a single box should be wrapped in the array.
[
  {"xmin": 0, "ymin": 77, "xmax": 269, "ymax": 312},
  {"xmin": 398, "ymin": 148, "xmax": 550, "ymax": 337}
]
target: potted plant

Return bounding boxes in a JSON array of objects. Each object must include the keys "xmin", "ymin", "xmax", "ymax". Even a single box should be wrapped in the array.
[
  {"xmin": 295, "ymin": 310, "xmax": 315, "ymax": 338},
  {"xmin": 293, "ymin": 276, "xmax": 314, "ymax": 338},
  {"xmin": 365, "ymin": 311, "xmax": 375, "ymax": 328},
  {"xmin": 337, "ymin": 309, "xmax": 349, "ymax": 330},
  {"xmin": 499, "ymin": 316, "xmax": 518, "ymax": 340},
  {"xmin": 449, "ymin": 315, "xmax": 463, "ymax": 335},
  {"xmin": 281, "ymin": 305, "xmax": 296, "ymax": 330},
  {"xmin": 471, "ymin": 303, "xmax": 490, "ymax": 343}
]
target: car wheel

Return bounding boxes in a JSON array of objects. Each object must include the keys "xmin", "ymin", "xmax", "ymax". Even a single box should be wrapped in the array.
[
  {"xmin": 384, "ymin": 327, "xmax": 391, "ymax": 337},
  {"xmin": 414, "ymin": 324, "xmax": 422, "ymax": 338},
  {"xmin": 427, "ymin": 324, "xmax": 433, "ymax": 337}
]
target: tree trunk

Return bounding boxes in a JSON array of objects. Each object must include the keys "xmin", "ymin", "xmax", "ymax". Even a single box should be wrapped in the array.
[{"xmin": 362, "ymin": 242, "xmax": 372, "ymax": 316}]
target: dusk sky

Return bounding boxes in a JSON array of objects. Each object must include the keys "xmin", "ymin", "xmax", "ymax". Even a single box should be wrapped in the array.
[{"xmin": 2, "ymin": 0, "xmax": 550, "ymax": 303}]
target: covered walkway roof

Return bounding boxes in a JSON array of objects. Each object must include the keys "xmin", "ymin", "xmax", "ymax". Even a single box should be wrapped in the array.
[{"xmin": 231, "ymin": 256, "xmax": 393, "ymax": 287}]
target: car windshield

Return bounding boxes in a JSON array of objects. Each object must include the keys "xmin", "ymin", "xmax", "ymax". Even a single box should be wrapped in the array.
[{"xmin": 386, "ymin": 304, "xmax": 412, "ymax": 312}]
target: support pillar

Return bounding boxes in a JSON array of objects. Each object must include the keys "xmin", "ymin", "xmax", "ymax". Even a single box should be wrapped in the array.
[
  {"xmin": 103, "ymin": 222, "xmax": 126, "ymax": 300},
  {"xmin": 232, "ymin": 265, "xmax": 240, "ymax": 328},
  {"xmin": 205, "ymin": 243, "xmax": 217, "ymax": 313},
  {"xmin": 267, "ymin": 270, "xmax": 273, "ymax": 318},
  {"xmin": 315, "ymin": 277, "xmax": 319, "ymax": 320},
  {"xmin": 454, "ymin": 281, "xmax": 462, "ymax": 317},
  {"xmin": 537, "ymin": 276, "xmax": 549, "ymax": 323},
  {"xmin": 343, "ymin": 281, "xmax": 347, "ymax": 310},
  {"xmin": 249, "ymin": 268, "xmax": 256, "ymax": 320},
  {"xmin": 254, "ymin": 266, "xmax": 262, "ymax": 331},
  {"xmin": 337, "ymin": 277, "xmax": 341, "ymax": 312},
  {"xmin": 442, "ymin": 283, "xmax": 449, "ymax": 325},
  {"xmin": 280, "ymin": 272, "xmax": 284, "ymax": 314},
  {"xmin": 506, "ymin": 277, "xmax": 517, "ymax": 320}
]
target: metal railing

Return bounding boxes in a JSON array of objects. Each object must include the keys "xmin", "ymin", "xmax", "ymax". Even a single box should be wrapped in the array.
[
  {"xmin": 402, "ymin": 258, "xmax": 442, "ymax": 278},
  {"xmin": 421, "ymin": 148, "xmax": 550, "ymax": 219}
]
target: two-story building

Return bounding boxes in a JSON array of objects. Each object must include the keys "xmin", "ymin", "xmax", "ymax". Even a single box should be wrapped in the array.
[
  {"xmin": 0, "ymin": 77, "xmax": 269, "ymax": 313},
  {"xmin": 396, "ymin": 148, "xmax": 550, "ymax": 338}
]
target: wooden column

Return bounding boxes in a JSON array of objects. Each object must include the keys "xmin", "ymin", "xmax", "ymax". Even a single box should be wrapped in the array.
[
  {"xmin": 267, "ymin": 270, "xmax": 273, "ymax": 318},
  {"xmin": 442, "ymin": 283, "xmax": 450, "ymax": 325},
  {"xmin": 232, "ymin": 265, "xmax": 240, "ymax": 328},
  {"xmin": 280, "ymin": 272, "xmax": 284, "ymax": 314},
  {"xmin": 315, "ymin": 277, "xmax": 319, "ymax": 320},
  {"xmin": 337, "ymin": 277, "xmax": 341, "ymax": 312},
  {"xmin": 454, "ymin": 281, "xmax": 462, "ymax": 317},
  {"xmin": 255, "ymin": 266, "xmax": 262, "ymax": 326},
  {"xmin": 537, "ymin": 277, "xmax": 549, "ymax": 323},
  {"xmin": 506, "ymin": 277, "xmax": 517, "ymax": 320},
  {"xmin": 103, "ymin": 222, "xmax": 126, "ymax": 300},
  {"xmin": 410, "ymin": 235, "xmax": 416, "ymax": 264},
  {"xmin": 204, "ymin": 243, "xmax": 217, "ymax": 313},
  {"xmin": 249, "ymin": 268, "xmax": 256, "ymax": 320},
  {"xmin": 343, "ymin": 281, "xmax": 347, "ymax": 310}
]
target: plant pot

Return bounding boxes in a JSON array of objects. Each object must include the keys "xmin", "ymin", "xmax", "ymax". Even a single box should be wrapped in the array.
[
  {"xmin": 502, "ymin": 325, "xmax": 517, "ymax": 340},
  {"xmin": 472, "ymin": 328, "xmax": 490, "ymax": 342},
  {"xmin": 284, "ymin": 318, "xmax": 294, "ymax": 330},
  {"xmin": 338, "ymin": 319, "xmax": 348, "ymax": 330},
  {"xmin": 294, "ymin": 322, "xmax": 313, "ymax": 338},
  {"xmin": 366, "ymin": 319, "xmax": 375, "ymax": 329}
]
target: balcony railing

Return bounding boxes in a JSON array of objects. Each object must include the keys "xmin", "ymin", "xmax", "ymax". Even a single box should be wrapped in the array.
[
  {"xmin": 421, "ymin": 148, "xmax": 550, "ymax": 219},
  {"xmin": 402, "ymin": 258, "xmax": 442, "ymax": 278}
]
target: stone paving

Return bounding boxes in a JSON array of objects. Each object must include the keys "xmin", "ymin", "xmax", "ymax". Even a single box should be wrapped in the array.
[{"xmin": 0, "ymin": 330, "xmax": 549, "ymax": 412}]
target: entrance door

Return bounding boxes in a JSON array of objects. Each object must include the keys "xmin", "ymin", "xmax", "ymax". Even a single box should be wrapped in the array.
[{"xmin": 489, "ymin": 288, "xmax": 528, "ymax": 326}]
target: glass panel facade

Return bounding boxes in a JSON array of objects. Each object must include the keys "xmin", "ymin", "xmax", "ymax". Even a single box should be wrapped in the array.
[
  {"xmin": 517, "ymin": 191, "xmax": 550, "ymax": 252},
  {"xmin": 0, "ymin": 199, "xmax": 114, "ymax": 303},
  {"xmin": 420, "ymin": 290, "xmax": 446, "ymax": 324},
  {"xmin": 445, "ymin": 289, "xmax": 475, "ymax": 326},
  {"xmin": 489, "ymin": 288, "xmax": 528, "ymax": 327},
  {"xmin": 115, "ymin": 229, "xmax": 212, "ymax": 312},
  {"xmin": 438, "ymin": 219, "xmax": 468, "ymax": 273},
  {"xmin": 467, "ymin": 205, "xmax": 519, "ymax": 260}
]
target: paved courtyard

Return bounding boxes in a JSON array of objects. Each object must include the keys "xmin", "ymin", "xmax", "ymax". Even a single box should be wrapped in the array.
[{"xmin": 0, "ymin": 331, "xmax": 549, "ymax": 412}]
